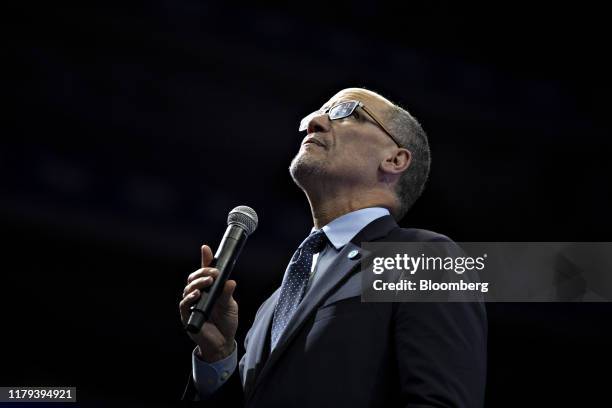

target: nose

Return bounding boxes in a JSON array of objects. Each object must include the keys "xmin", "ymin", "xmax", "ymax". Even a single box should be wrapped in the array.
[{"xmin": 306, "ymin": 112, "xmax": 331, "ymax": 134}]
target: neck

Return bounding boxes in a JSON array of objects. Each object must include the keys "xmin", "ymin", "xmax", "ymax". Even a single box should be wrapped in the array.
[{"xmin": 303, "ymin": 184, "xmax": 396, "ymax": 229}]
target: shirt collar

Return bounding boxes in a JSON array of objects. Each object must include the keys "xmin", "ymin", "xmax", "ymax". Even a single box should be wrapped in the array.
[{"xmin": 312, "ymin": 207, "xmax": 390, "ymax": 250}]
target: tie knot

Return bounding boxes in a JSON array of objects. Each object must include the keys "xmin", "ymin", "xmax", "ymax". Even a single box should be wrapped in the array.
[{"xmin": 300, "ymin": 229, "xmax": 328, "ymax": 254}]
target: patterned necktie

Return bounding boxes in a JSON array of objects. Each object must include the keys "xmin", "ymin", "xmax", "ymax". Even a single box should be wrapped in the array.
[{"xmin": 271, "ymin": 229, "xmax": 328, "ymax": 349}]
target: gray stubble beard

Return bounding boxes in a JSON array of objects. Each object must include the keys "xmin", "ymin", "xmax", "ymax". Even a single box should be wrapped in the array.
[{"xmin": 289, "ymin": 151, "xmax": 330, "ymax": 191}]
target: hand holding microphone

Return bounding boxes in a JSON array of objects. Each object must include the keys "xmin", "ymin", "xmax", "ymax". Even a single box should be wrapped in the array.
[{"xmin": 179, "ymin": 206, "xmax": 258, "ymax": 362}]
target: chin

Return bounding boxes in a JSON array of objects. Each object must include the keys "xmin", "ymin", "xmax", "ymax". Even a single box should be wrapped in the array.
[{"xmin": 289, "ymin": 152, "xmax": 328, "ymax": 188}]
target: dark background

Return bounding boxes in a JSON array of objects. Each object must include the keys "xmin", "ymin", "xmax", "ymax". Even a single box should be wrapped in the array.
[{"xmin": 5, "ymin": 1, "xmax": 612, "ymax": 406}]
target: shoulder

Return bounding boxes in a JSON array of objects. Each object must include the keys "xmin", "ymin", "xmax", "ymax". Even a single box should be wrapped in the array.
[{"xmin": 384, "ymin": 226, "xmax": 453, "ymax": 243}]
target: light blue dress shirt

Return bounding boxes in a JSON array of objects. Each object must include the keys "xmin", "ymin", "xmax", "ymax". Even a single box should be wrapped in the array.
[{"xmin": 192, "ymin": 207, "xmax": 390, "ymax": 396}]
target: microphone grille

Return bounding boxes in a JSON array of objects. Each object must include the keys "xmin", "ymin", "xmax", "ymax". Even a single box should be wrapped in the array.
[{"xmin": 227, "ymin": 206, "xmax": 258, "ymax": 235}]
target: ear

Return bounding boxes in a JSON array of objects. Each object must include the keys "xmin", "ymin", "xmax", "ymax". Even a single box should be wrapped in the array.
[{"xmin": 380, "ymin": 148, "xmax": 412, "ymax": 176}]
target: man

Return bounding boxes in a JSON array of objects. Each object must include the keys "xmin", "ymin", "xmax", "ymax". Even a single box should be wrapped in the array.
[{"xmin": 180, "ymin": 88, "xmax": 487, "ymax": 407}]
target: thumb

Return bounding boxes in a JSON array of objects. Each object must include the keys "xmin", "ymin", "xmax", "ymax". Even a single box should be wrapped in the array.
[{"xmin": 201, "ymin": 244, "xmax": 214, "ymax": 268}]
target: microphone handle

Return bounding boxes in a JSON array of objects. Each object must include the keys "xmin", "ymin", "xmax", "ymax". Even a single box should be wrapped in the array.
[{"xmin": 185, "ymin": 225, "xmax": 247, "ymax": 333}]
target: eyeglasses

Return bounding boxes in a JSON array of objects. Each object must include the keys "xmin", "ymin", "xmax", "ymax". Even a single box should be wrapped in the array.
[{"xmin": 298, "ymin": 100, "xmax": 402, "ymax": 147}]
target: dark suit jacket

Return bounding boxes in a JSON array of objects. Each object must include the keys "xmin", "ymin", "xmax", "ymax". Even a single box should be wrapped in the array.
[{"xmin": 184, "ymin": 215, "xmax": 487, "ymax": 407}]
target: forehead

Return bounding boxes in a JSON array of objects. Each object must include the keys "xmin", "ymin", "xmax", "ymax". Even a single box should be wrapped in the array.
[{"xmin": 322, "ymin": 88, "xmax": 393, "ymax": 116}]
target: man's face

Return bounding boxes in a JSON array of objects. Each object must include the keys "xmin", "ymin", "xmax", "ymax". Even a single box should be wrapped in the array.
[{"xmin": 289, "ymin": 88, "xmax": 397, "ymax": 190}]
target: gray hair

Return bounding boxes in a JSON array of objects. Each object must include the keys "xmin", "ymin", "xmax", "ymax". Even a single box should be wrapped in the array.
[{"xmin": 385, "ymin": 104, "xmax": 431, "ymax": 221}]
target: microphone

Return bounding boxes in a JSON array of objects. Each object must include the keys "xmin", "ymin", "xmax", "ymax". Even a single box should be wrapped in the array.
[{"xmin": 185, "ymin": 205, "xmax": 258, "ymax": 334}]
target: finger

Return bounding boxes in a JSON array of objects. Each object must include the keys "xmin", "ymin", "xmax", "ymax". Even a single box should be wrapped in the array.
[
  {"xmin": 179, "ymin": 289, "xmax": 200, "ymax": 322},
  {"xmin": 183, "ymin": 276, "xmax": 214, "ymax": 297},
  {"xmin": 201, "ymin": 245, "xmax": 214, "ymax": 268},
  {"xmin": 187, "ymin": 267, "xmax": 220, "ymax": 284},
  {"xmin": 217, "ymin": 279, "xmax": 237, "ymax": 305}
]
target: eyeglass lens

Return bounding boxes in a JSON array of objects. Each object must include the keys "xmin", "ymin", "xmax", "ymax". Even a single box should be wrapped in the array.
[
  {"xmin": 299, "ymin": 101, "xmax": 359, "ymax": 131},
  {"xmin": 328, "ymin": 101, "xmax": 358, "ymax": 120}
]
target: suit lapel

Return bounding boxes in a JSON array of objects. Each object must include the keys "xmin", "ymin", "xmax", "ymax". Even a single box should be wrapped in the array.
[
  {"xmin": 275, "ymin": 241, "xmax": 374, "ymax": 348},
  {"xmin": 240, "ymin": 288, "xmax": 279, "ymax": 395},
  {"xmin": 245, "ymin": 215, "xmax": 398, "ymax": 402}
]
